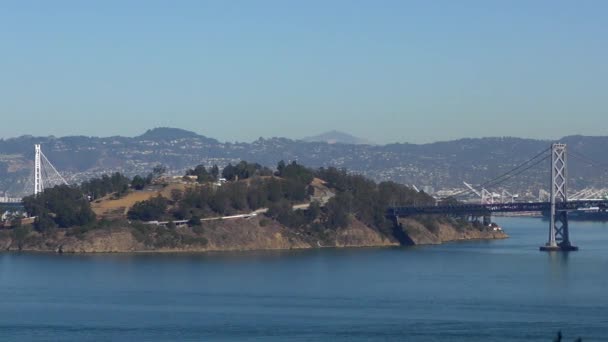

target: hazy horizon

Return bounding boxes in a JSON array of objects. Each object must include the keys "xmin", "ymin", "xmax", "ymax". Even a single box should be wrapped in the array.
[
  {"xmin": 2, "ymin": 1, "xmax": 607, "ymax": 143},
  {"xmin": 1, "ymin": 126, "xmax": 604, "ymax": 145}
]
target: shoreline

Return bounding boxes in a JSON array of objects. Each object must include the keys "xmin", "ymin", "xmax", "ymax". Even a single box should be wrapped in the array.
[
  {"xmin": 1, "ymin": 232, "xmax": 508, "ymax": 255},
  {"xmin": 1, "ymin": 216, "xmax": 508, "ymax": 254},
  {"xmin": 1, "ymin": 237, "xmax": 507, "ymax": 255}
]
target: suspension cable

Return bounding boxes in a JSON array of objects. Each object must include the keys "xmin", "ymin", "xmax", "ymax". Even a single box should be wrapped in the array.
[
  {"xmin": 478, "ymin": 154, "xmax": 550, "ymax": 190},
  {"xmin": 569, "ymin": 150, "xmax": 608, "ymax": 170},
  {"xmin": 448, "ymin": 146, "xmax": 551, "ymax": 198},
  {"xmin": 40, "ymin": 151, "xmax": 69, "ymax": 186}
]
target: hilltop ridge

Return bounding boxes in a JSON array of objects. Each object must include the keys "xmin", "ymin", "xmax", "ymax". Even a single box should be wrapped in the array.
[
  {"xmin": 138, "ymin": 127, "xmax": 202, "ymax": 140},
  {"xmin": 302, "ymin": 130, "xmax": 374, "ymax": 145},
  {"xmin": 1, "ymin": 128, "xmax": 608, "ymax": 197}
]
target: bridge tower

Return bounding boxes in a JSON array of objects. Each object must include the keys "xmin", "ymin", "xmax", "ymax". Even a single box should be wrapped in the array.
[
  {"xmin": 34, "ymin": 144, "xmax": 43, "ymax": 196},
  {"xmin": 32, "ymin": 144, "xmax": 68, "ymax": 197},
  {"xmin": 540, "ymin": 143, "xmax": 578, "ymax": 251}
]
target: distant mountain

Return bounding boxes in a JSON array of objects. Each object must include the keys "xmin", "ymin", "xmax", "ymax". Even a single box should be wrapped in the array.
[
  {"xmin": 138, "ymin": 127, "xmax": 206, "ymax": 141},
  {"xmin": 302, "ymin": 130, "xmax": 374, "ymax": 145},
  {"xmin": 2, "ymin": 128, "xmax": 608, "ymax": 197}
]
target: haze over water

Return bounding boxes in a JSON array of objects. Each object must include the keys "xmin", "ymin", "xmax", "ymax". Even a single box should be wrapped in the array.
[{"xmin": 1, "ymin": 217, "xmax": 607, "ymax": 341}]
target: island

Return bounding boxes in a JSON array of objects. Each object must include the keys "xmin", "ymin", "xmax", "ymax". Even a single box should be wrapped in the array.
[{"xmin": 0, "ymin": 161, "xmax": 507, "ymax": 253}]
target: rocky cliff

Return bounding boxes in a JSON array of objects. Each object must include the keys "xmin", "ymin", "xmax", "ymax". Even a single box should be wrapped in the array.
[
  {"xmin": 396, "ymin": 217, "xmax": 508, "ymax": 245},
  {"xmin": 0, "ymin": 216, "xmax": 506, "ymax": 253}
]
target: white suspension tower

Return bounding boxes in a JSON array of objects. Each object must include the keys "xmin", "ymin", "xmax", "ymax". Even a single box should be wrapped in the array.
[
  {"xmin": 33, "ymin": 144, "xmax": 68, "ymax": 196},
  {"xmin": 34, "ymin": 144, "xmax": 43, "ymax": 196}
]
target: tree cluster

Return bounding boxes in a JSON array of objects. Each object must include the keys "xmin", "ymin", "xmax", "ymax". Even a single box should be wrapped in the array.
[
  {"xmin": 127, "ymin": 162, "xmax": 436, "ymax": 236},
  {"xmin": 186, "ymin": 164, "xmax": 219, "ymax": 183},
  {"xmin": 221, "ymin": 161, "xmax": 273, "ymax": 181},
  {"xmin": 171, "ymin": 176, "xmax": 309, "ymax": 220},
  {"xmin": 315, "ymin": 167, "xmax": 435, "ymax": 231},
  {"xmin": 276, "ymin": 160, "xmax": 314, "ymax": 185},
  {"xmin": 22, "ymin": 185, "xmax": 96, "ymax": 231},
  {"xmin": 131, "ymin": 164, "xmax": 167, "ymax": 190},
  {"xmin": 80, "ymin": 172, "xmax": 131, "ymax": 200},
  {"xmin": 126, "ymin": 161, "xmax": 315, "ymax": 223},
  {"xmin": 20, "ymin": 160, "xmax": 437, "ymax": 239},
  {"xmin": 127, "ymin": 195, "xmax": 168, "ymax": 221},
  {"xmin": 266, "ymin": 200, "xmax": 321, "ymax": 229}
]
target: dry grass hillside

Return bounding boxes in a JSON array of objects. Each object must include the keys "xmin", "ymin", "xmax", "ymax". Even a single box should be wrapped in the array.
[
  {"xmin": 91, "ymin": 176, "xmax": 334, "ymax": 220},
  {"xmin": 91, "ymin": 183, "xmax": 190, "ymax": 219}
]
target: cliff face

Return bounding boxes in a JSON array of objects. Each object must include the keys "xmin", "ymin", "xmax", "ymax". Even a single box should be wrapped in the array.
[
  {"xmin": 397, "ymin": 218, "xmax": 508, "ymax": 245},
  {"xmin": 334, "ymin": 219, "xmax": 398, "ymax": 248},
  {"xmin": 0, "ymin": 216, "xmax": 506, "ymax": 253},
  {"xmin": 0, "ymin": 216, "xmax": 396, "ymax": 253}
]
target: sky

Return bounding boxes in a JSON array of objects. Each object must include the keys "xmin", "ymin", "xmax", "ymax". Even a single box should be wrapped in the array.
[{"xmin": 1, "ymin": 1, "xmax": 607, "ymax": 144}]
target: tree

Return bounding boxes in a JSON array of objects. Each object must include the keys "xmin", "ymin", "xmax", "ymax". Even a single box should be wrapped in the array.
[
  {"xmin": 34, "ymin": 215, "xmax": 57, "ymax": 232},
  {"xmin": 227, "ymin": 182, "xmax": 248, "ymax": 211},
  {"xmin": 283, "ymin": 179, "xmax": 307, "ymax": 201},
  {"xmin": 222, "ymin": 161, "xmax": 272, "ymax": 181},
  {"xmin": 222, "ymin": 164, "xmax": 236, "ymax": 181},
  {"xmin": 324, "ymin": 193, "xmax": 351, "ymax": 229},
  {"xmin": 80, "ymin": 172, "xmax": 130, "ymax": 199},
  {"xmin": 209, "ymin": 188, "xmax": 230, "ymax": 214},
  {"xmin": 188, "ymin": 215, "xmax": 202, "ymax": 227},
  {"xmin": 266, "ymin": 200, "xmax": 295, "ymax": 227},
  {"xmin": 278, "ymin": 161, "xmax": 314, "ymax": 185},
  {"xmin": 127, "ymin": 195, "xmax": 168, "ymax": 221},
  {"xmin": 315, "ymin": 167, "xmax": 348, "ymax": 191},
  {"xmin": 276, "ymin": 160, "xmax": 286, "ymax": 176},
  {"xmin": 266, "ymin": 178, "xmax": 283, "ymax": 202},
  {"xmin": 306, "ymin": 201, "xmax": 321, "ymax": 222},
  {"xmin": 246, "ymin": 179, "xmax": 268, "ymax": 210},
  {"xmin": 131, "ymin": 175, "xmax": 147, "ymax": 190},
  {"xmin": 152, "ymin": 164, "xmax": 167, "ymax": 180},
  {"xmin": 210, "ymin": 165, "xmax": 220, "ymax": 180},
  {"xmin": 187, "ymin": 165, "xmax": 215, "ymax": 183},
  {"xmin": 171, "ymin": 189, "xmax": 184, "ymax": 202}
]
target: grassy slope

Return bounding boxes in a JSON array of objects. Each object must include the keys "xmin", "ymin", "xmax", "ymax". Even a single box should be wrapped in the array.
[{"xmin": 91, "ymin": 183, "xmax": 189, "ymax": 218}]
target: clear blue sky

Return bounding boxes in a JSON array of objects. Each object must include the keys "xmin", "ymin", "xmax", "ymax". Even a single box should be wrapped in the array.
[{"xmin": 1, "ymin": 1, "xmax": 606, "ymax": 143}]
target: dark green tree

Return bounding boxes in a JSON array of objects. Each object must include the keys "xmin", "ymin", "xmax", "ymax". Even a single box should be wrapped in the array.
[
  {"xmin": 131, "ymin": 175, "xmax": 147, "ymax": 190},
  {"xmin": 151, "ymin": 164, "xmax": 167, "ymax": 179},
  {"xmin": 210, "ymin": 165, "xmax": 220, "ymax": 180},
  {"xmin": 23, "ymin": 185, "xmax": 96, "ymax": 230},
  {"xmin": 127, "ymin": 195, "xmax": 168, "ymax": 221},
  {"xmin": 80, "ymin": 172, "xmax": 130, "ymax": 199},
  {"xmin": 324, "ymin": 192, "xmax": 352, "ymax": 229},
  {"xmin": 222, "ymin": 164, "xmax": 236, "ymax": 181},
  {"xmin": 187, "ymin": 165, "xmax": 215, "ymax": 183}
]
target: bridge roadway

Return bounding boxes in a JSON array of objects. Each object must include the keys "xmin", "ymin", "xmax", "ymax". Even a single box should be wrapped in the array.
[
  {"xmin": 388, "ymin": 199, "xmax": 608, "ymax": 217},
  {"xmin": 0, "ymin": 202, "xmax": 24, "ymax": 209}
]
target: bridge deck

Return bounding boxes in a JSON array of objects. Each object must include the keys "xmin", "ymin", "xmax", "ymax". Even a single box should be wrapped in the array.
[
  {"xmin": 389, "ymin": 200, "xmax": 608, "ymax": 216},
  {"xmin": 0, "ymin": 202, "xmax": 25, "ymax": 209}
]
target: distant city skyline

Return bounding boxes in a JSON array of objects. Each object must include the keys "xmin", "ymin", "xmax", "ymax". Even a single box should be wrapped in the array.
[{"xmin": 1, "ymin": 1, "xmax": 607, "ymax": 143}]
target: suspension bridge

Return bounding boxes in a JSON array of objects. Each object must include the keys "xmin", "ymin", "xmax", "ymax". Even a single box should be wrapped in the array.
[
  {"xmin": 0, "ymin": 144, "xmax": 68, "ymax": 205},
  {"xmin": 2, "ymin": 143, "xmax": 608, "ymax": 251},
  {"xmin": 388, "ymin": 143, "xmax": 608, "ymax": 252}
]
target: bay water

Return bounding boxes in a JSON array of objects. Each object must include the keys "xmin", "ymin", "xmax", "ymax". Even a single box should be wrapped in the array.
[{"xmin": 1, "ymin": 217, "xmax": 607, "ymax": 341}]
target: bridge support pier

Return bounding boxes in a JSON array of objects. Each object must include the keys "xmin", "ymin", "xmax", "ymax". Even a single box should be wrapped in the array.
[
  {"xmin": 467, "ymin": 214, "xmax": 491, "ymax": 226},
  {"xmin": 540, "ymin": 210, "xmax": 577, "ymax": 251},
  {"xmin": 482, "ymin": 215, "xmax": 491, "ymax": 226},
  {"xmin": 540, "ymin": 143, "xmax": 578, "ymax": 252}
]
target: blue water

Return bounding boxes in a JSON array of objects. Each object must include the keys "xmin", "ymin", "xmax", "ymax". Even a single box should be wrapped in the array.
[{"xmin": 1, "ymin": 217, "xmax": 608, "ymax": 341}]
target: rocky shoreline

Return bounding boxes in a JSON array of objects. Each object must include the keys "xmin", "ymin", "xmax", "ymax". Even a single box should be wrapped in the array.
[{"xmin": 0, "ymin": 216, "xmax": 507, "ymax": 254}]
